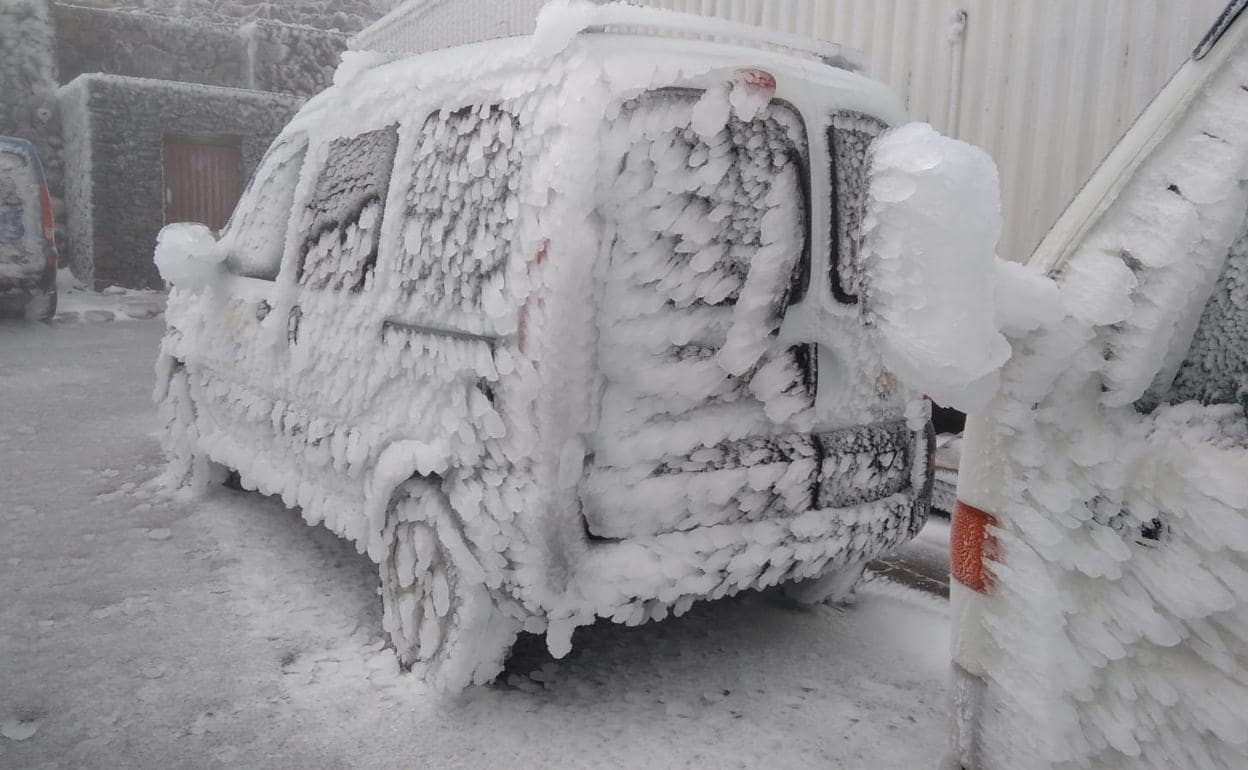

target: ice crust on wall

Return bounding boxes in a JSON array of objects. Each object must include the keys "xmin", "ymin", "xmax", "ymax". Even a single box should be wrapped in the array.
[
  {"xmin": 963, "ymin": 41, "xmax": 1248, "ymax": 770},
  {"xmin": 155, "ymin": 2, "xmax": 927, "ymax": 691}
]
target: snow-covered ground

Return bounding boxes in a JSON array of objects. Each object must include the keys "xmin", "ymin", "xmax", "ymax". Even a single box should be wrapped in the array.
[
  {"xmin": 1, "ymin": 318, "xmax": 951, "ymax": 767},
  {"xmin": 52, "ymin": 269, "xmax": 166, "ymax": 324}
]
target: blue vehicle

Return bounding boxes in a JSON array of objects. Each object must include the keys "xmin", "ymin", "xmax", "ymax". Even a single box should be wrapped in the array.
[{"xmin": 0, "ymin": 136, "xmax": 58, "ymax": 321}]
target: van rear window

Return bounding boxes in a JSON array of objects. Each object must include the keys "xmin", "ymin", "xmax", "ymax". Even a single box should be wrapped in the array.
[
  {"xmin": 395, "ymin": 104, "xmax": 522, "ymax": 313},
  {"xmin": 601, "ymin": 89, "xmax": 809, "ymax": 314},
  {"xmin": 596, "ymin": 88, "xmax": 812, "ymax": 410},
  {"xmin": 829, "ymin": 111, "xmax": 888, "ymax": 304},
  {"xmin": 299, "ymin": 125, "xmax": 399, "ymax": 292}
]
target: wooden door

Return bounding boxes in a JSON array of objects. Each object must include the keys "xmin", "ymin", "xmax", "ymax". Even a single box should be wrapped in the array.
[{"xmin": 163, "ymin": 137, "xmax": 242, "ymax": 231}]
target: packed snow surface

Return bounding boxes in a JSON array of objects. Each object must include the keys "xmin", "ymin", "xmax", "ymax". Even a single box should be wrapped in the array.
[{"xmin": 0, "ymin": 316, "xmax": 952, "ymax": 768}]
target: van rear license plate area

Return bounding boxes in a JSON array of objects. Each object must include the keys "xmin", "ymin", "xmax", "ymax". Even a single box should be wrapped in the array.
[
  {"xmin": 815, "ymin": 421, "xmax": 912, "ymax": 509},
  {"xmin": 650, "ymin": 420, "xmax": 913, "ymax": 510}
]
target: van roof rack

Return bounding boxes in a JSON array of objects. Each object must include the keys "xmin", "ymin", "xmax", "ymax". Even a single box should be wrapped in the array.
[{"xmin": 350, "ymin": 1, "xmax": 863, "ymax": 72}]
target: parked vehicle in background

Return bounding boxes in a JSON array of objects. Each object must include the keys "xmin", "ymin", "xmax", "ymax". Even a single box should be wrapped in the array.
[
  {"xmin": 0, "ymin": 137, "xmax": 58, "ymax": 321},
  {"xmin": 950, "ymin": 2, "xmax": 1248, "ymax": 767},
  {"xmin": 153, "ymin": 2, "xmax": 939, "ymax": 691}
]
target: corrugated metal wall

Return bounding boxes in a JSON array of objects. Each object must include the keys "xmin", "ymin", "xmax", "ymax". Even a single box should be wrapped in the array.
[
  {"xmin": 355, "ymin": 0, "xmax": 547, "ymax": 56},
  {"xmin": 642, "ymin": 0, "xmax": 1228, "ymax": 261},
  {"xmin": 355, "ymin": 0, "xmax": 1230, "ymax": 261}
]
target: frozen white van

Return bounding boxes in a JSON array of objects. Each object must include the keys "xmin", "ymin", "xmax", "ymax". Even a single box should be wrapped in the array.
[{"xmin": 154, "ymin": 2, "xmax": 934, "ymax": 691}]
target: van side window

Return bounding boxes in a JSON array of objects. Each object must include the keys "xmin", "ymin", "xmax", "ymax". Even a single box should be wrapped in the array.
[
  {"xmin": 829, "ymin": 111, "xmax": 888, "ymax": 304},
  {"xmin": 298, "ymin": 125, "xmax": 400, "ymax": 292},
  {"xmin": 396, "ymin": 105, "xmax": 521, "ymax": 313},
  {"xmin": 1156, "ymin": 227, "xmax": 1248, "ymax": 414},
  {"xmin": 223, "ymin": 138, "xmax": 307, "ymax": 281}
]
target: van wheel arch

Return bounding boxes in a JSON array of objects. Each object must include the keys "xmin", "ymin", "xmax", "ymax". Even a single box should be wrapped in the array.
[
  {"xmin": 379, "ymin": 478, "xmax": 521, "ymax": 691},
  {"xmin": 156, "ymin": 358, "xmax": 227, "ymax": 492}
]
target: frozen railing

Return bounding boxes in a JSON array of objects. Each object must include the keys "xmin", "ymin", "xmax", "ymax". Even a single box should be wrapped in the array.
[{"xmin": 349, "ymin": 0, "xmax": 863, "ymax": 72}]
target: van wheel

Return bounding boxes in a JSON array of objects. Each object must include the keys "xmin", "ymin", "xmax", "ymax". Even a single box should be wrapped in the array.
[
  {"xmin": 24, "ymin": 290, "xmax": 56, "ymax": 322},
  {"xmin": 783, "ymin": 562, "xmax": 867, "ymax": 605},
  {"xmin": 158, "ymin": 363, "xmax": 225, "ymax": 492},
  {"xmin": 380, "ymin": 483, "xmax": 518, "ymax": 692}
]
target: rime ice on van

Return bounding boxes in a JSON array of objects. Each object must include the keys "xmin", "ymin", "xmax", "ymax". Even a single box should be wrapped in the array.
[{"xmin": 153, "ymin": 1, "xmax": 935, "ymax": 691}]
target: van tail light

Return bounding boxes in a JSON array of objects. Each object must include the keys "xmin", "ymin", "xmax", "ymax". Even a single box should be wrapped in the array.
[
  {"xmin": 951, "ymin": 500, "xmax": 998, "ymax": 594},
  {"xmin": 518, "ymin": 239, "xmax": 551, "ymax": 355},
  {"xmin": 734, "ymin": 68, "xmax": 777, "ymax": 100},
  {"xmin": 38, "ymin": 182, "xmax": 57, "ymax": 267},
  {"xmin": 38, "ymin": 183, "xmax": 54, "ymax": 239}
]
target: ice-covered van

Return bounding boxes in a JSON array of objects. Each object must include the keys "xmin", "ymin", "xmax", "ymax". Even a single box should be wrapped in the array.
[
  {"xmin": 0, "ymin": 137, "xmax": 58, "ymax": 321},
  {"xmin": 153, "ymin": 1, "xmax": 934, "ymax": 691}
]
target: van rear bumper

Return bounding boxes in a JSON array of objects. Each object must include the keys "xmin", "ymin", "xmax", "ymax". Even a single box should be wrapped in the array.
[
  {"xmin": 0, "ymin": 268, "xmax": 55, "ymax": 317},
  {"xmin": 573, "ymin": 476, "xmax": 931, "ymax": 623},
  {"xmin": 583, "ymin": 420, "xmax": 934, "ymax": 540}
]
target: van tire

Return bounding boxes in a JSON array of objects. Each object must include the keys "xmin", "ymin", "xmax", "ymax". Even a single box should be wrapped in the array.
[
  {"xmin": 24, "ymin": 290, "xmax": 56, "ymax": 322},
  {"xmin": 380, "ymin": 482, "xmax": 518, "ymax": 692},
  {"xmin": 783, "ymin": 562, "xmax": 867, "ymax": 606},
  {"xmin": 157, "ymin": 363, "xmax": 226, "ymax": 492}
]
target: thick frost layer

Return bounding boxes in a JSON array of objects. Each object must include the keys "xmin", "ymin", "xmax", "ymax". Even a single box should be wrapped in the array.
[
  {"xmin": 153, "ymin": 223, "xmax": 224, "ymax": 291},
  {"xmin": 860, "ymin": 123, "xmax": 1059, "ymax": 413},
  {"xmin": 155, "ymin": 7, "xmax": 926, "ymax": 692},
  {"xmin": 963, "ymin": 42, "xmax": 1248, "ymax": 770},
  {"xmin": 1165, "ymin": 224, "xmax": 1248, "ymax": 411}
]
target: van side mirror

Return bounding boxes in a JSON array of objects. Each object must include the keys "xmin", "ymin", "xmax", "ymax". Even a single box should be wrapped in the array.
[
  {"xmin": 154, "ymin": 222, "xmax": 225, "ymax": 292},
  {"xmin": 860, "ymin": 123, "xmax": 1061, "ymax": 413}
]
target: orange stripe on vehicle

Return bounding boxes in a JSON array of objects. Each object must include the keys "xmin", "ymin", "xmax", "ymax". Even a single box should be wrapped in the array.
[{"xmin": 951, "ymin": 500, "xmax": 998, "ymax": 594}]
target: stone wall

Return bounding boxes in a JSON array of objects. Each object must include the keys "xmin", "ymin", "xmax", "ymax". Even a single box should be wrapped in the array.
[
  {"xmin": 53, "ymin": 4, "xmax": 346, "ymax": 97},
  {"xmin": 58, "ymin": 0, "xmax": 387, "ymax": 33},
  {"xmin": 55, "ymin": 4, "xmax": 244, "ymax": 88},
  {"xmin": 241, "ymin": 20, "xmax": 344, "ymax": 96},
  {"xmin": 59, "ymin": 75, "xmax": 302, "ymax": 288}
]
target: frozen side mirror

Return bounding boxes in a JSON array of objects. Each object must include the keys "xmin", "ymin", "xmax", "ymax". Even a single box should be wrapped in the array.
[
  {"xmin": 154, "ymin": 222, "xmax": 226, "ymax": 293},
  {"xmin": 860, "ymin": 123, "xmax": 1061, "ymax": 413}
]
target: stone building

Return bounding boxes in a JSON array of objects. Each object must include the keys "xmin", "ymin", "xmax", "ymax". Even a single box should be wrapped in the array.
[{"xmin": 0, "ymin": 0, "xmax": 376, "ymax": 288}]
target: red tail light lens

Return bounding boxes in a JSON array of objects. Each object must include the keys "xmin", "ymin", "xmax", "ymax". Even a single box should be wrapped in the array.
[
  {"xmin": 38, "ymin": 183, "xmax": 57, "ymax": 268},
  {"xmin": 952, "ymin": 500, "xmax": 998, "ymax": 594},
  {"xmin": 734, "ymin": 68, "xmax": 777, "ymax": 99},
  {"xmin": 518, "ymin": 240, "xmax": 551, "ymax": 355},
  {"xmin": 38, "ymin": 183, "xmax": 54, "ymax": 238}
]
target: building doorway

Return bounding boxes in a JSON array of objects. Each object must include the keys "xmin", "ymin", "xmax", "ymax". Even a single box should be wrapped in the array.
[{"xmin": 162, "ymin": 135, "xmax": 242, "ymax": 232}]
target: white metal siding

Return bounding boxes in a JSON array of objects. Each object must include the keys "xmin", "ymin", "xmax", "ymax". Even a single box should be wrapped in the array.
[
  {"xmin": 353, "ymin": 0, "xmax": 1230, "ymax": 261},
  {"xmin": 644, "ymin": 0, "xmax": 1228, "ymax": 261},
  {"xmin": 353, "ymin": 0, "xmax": 547, "ymax": 55}
]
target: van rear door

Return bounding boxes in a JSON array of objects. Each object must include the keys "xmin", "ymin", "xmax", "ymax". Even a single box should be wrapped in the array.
[
  {"xmin": 0, "ymin": 145, "xmax": 43, "ymax": 281},
  {"xmin": 584, "ymin": 86, "xmax": 818, "ymax": 538}
]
